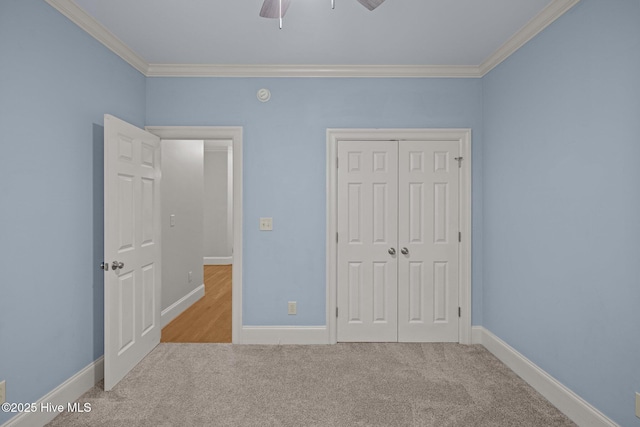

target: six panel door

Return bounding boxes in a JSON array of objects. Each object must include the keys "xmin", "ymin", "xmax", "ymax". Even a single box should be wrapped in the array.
[
  {"xmin": 397, "ymin": 141, "xmax": 459, "ymax": 342},
  {"xmin": 337, "ymin": 140, "xmax": 460, "ymax": 343},
  {"xmin": 104, "ymin": 115, "xmax": 161, "ymax": 390},
  {"xmin": 337, "ymin": 141, "xmax": 399, "ymax": 342}
]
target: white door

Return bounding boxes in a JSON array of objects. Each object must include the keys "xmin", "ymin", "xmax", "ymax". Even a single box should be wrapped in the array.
[
  {"xmin": 337, "ymin": 141, "xmax": 398, "ymax": 342},
  {"xmin": 104, "ymin": 114, "xmax": 161, "ymax": 390},
  {"xmin": 397, "ymin": 141, "xmax": 459, "ymax": 342},
  {"xmin": 337, "ymin": 140, "xmax": 459, "ymax": 342}
]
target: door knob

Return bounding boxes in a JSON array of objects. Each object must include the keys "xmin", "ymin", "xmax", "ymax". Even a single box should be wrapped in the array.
[
  {"xmin": 401, "ymin": 247, "xmax": 409, "ymax": 255},
  {"xmin": 388, "ymin": 248, "xmax": 396, "ymax": 255},
  {"xmin": 112, "ymin": 261, "xmax": 124, "ymax": 270}
]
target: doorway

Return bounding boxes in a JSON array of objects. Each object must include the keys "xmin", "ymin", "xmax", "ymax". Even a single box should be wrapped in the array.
[
  {"xmin": 159, "ymin": 139, "xmax": 233, "ymax": 343},
  {"xmin": 103, "ymin": 119, "xmax": 243, "ymax": 390},
  {"xmin": 326, "ymin": 129, "xmax": 472, "ymax": 345},
  {"xmin": 145, "ymin": 126, "xmax": 243, "ymax": 344}
]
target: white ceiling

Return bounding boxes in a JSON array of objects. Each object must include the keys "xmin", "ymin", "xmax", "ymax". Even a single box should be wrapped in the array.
[
  {"xmin": 46, "ymin": 0, "xmax": 580, "ymax": 76},
  {"xmin": 71, "ymin": 0, "xmax": 555, "ymax": 66}
]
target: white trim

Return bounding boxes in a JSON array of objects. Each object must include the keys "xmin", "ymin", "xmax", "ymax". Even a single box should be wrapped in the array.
[
  {"xmin": 1, "ymin": 357, "xmax": 103, "ymax": 427},
  {"xmin": 326, "ymin": 132, "xmax": 338, "ymax": 345},
  {"xmin": 241, "ymin": 326, "xmax": 329, "ymax": 345},
  {"xmin": 146, "ymin": 126, "xmax": 243, "ymax": 344},
  {"xmin": 44, "ymin": 0, "xmax": 148, "ymax": 75},
  {"xmin": 160, "ymin": 284, "xmax": 205, "ymax": 328},
  {"xmin": 226, "ymin": 147, "xmax": 234, "ymax": 259},
  {"xmin": 471, "ymin": 325, "xmax": 483, "ymax": 344},
  {"xmin": 203, "ymin": 256, "xmax": 233, "ymax": 265},
  {"xmin": 479, "ymin": 0, "xmax": 581, "ymax": 76},
  {"xmin": 146, "ymin": 127, "xmax": 242, "ymax": 140},
  {"xmin": 326, "ymin": 129, "xmax": 472, "ymax": 345},
  {"xmin": 203, "ymin": 146, "xmax": 229, "ymax": 152},
  {"xmin": 146, "ymin": 64, "xmax": 481, "ymax": 78},
  {"xmin": 44, "ymin": 0, "xmax": 580, "ymax": 79},
  {"xmin": 204, "ymin": 140, "xmax": 232, "ymax": 151},
  {"xmin": 456, "ymin": 130, "xmax": 472, "ymax": 344},
  {"xmin": 476, "ymin": 327, "xmax": 619, "ymax": 427}
]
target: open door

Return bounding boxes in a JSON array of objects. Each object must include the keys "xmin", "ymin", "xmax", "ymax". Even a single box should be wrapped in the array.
[{"xmin": 103, "ymin": 114, "xmax": 161, "ymax": 390}]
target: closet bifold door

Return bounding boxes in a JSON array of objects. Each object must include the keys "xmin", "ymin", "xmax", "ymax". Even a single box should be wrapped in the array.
[
  {"xmin": 397, "ymin": 140, "xmax": 460, "ymax": 342},
  {"xmin": 336, "ymin": 140, "xmax": 398, "ymax": 342}
]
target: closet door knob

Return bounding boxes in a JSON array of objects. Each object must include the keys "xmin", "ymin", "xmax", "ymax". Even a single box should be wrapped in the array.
[
  {"xmin": 388, "ymin": 248, "xmax": 396, "ymax": 255},
  {"xmin": 401, "ymin": 247, "xmax": 409, "ymax": 255}
]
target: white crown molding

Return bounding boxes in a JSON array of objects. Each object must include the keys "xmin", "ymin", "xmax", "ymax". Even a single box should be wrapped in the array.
[
  {"xmin": 46, "ymin": 0, "xmax": 580, "ymax": 78},
  {"xmin": 44, "ymin": 0, "xmax": 148, "ymax": 75},
  {"xmin": 145, "ymin": 64, "xmax": 482, "ymax": 78},
  {"xmin": 479, "ymin": 0, "xmax": 581, "ymax": 76}
]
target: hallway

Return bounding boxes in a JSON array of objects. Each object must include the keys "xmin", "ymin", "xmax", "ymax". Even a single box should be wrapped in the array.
[{"xmin": 161, "ymin": 265, "xmax": 232, "ymax": 343}]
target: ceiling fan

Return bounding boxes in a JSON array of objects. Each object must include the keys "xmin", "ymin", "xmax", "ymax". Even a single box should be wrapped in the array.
[{"xmin": 260, "ymin": 0, "xmax": 386, "ymax": 27}]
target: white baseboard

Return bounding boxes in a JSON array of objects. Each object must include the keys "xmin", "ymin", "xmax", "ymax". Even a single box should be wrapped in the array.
[
  {"xmin": 203, "ymin": 256, "xmax": 232, "ymax": 265},
  {"xmin": 161, "ymin": 284, "xmax": 205, "ymax": 328},
  {"xmin": 475, "ymin": 327, "xmax": 618, "ymax": 427},
  {"xmin": 2, "ymin": 324, "xmax": 615, "ymax": 427},
  {"xmin": 241, "ymin": 326, "xmax": 329, "ymax": 345},
  {"xmin": 471, "ymin": 325, "xmax": 483, "ymax": 344},
  {"xmin": 1, "ymin": 357, "xmax": 103, "ymax": 427}
]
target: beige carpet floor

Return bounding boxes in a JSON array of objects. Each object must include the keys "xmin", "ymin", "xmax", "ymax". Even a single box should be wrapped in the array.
[{"xmin": 46, "ymin": 343, "xmax": 575, "ymax": 427}]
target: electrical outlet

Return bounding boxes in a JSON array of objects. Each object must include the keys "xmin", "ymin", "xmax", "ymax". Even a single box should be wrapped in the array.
[
  {"xmin": 188, "ymin": 271, "xmax": 192, "ymax": 283},
  {"xmin": 170, "ymin": 214, "xmax": 176, "ymax": 227},
  {"xmin": 635, "ymin": 392, "xmax": 640, "ymax": 419},
  {"xmin": 288, "ymin": 301, "xmax": 297, "ymax": 315},
  {"xmin": 260, "ymin": 217, "xmax": 273, "ymax": 231},
  {"xmin": 0, "ymin": 380, "xmax": 6, "ymax": 404}
]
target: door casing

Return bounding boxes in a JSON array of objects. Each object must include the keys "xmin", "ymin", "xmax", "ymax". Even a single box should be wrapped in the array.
[
  {"xmin": 326, "ymin": 128, "xmax": 472, "ymax": 344},
  {"xmin": 145, "ymin": 126, "xmax": 243, "ymax": 344}
]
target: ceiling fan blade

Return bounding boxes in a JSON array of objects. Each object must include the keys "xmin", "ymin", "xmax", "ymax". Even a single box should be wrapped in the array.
[
  {"xmin": 356, "ymin": 0, "xmax": 386, "ymax": 11},
  {"xmin": 260, "ymin": 0, "xmax": 291, "ymax": 18}
]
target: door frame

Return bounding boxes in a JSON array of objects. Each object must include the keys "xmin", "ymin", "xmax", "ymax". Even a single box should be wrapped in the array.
[
  {"xmin": 145, "ymin": 126, "xmax": 243, "ymax": 344},
  {"xmin": 326, "ymin": 128, "xmax": 472, "ymax": 344}
]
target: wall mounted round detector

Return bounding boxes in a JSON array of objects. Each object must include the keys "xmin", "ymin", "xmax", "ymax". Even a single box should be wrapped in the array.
[{"xmin": 257, "ymin": 88, "xmax": 271, "ymax": 102}]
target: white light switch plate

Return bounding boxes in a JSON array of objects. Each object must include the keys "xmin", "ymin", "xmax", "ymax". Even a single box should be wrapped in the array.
[
  {"xmin": 260, "ymin": 217, "xmax": 273, "ymax": 231},
  {"xmin": 288, "ymin": 301, "xmax": 297, "ymax": 315},
  {"xmin": 0, "ymin": 380, "xmax": 5, "ymax": 404},
  {"xmin": 635, "ymin": 392, "xmax": 640, "ymax": 418}
]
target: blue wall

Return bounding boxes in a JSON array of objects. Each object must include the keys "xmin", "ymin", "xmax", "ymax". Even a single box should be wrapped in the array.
[
  {"xmin": 482, "ymin": 1, "xmax": 640, "ymax": 425},
  {"xmin": 146, "ymin": 77, "xmax": 484, "ymax": 326},
  {"xmin": 0, "ymin": 1, "xmax": 145, "ymax": 424},
  {"xmin": 4, "ymin": 0, "xmax": 638, "ymax": 426}
]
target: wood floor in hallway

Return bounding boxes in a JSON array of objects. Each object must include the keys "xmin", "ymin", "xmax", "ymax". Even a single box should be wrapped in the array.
[{"xmin": 161, "ymin": 265, "xmax": 232, "ymax": 343}]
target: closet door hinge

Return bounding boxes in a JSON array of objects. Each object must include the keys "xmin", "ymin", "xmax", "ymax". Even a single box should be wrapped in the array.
[
  {"xmin": 458, "ymin": 232, "xmax": 461, "ymax": 242},
  {"xmin": 336, "ymin": 157, "xmax": 339, "ymax": 169},
  {"xmin": 454, "ymin": 157, "xmax": 463, "ymax": 168},
  {"xmin": 336, "ymin": 307, "xmax": 339, "ymax": 318},
  {"xmin": 336, "ymin": 232, "xmax": 339, "ymax": 243},
  {"xmin": 458, "ymin": 307, "xmax": 461, "ymax": 318}
]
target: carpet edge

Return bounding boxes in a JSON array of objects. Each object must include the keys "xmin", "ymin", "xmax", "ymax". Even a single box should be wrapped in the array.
[{"xmin": 475, "ymin": 326, "xmax": 618, "ymax": 427}]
